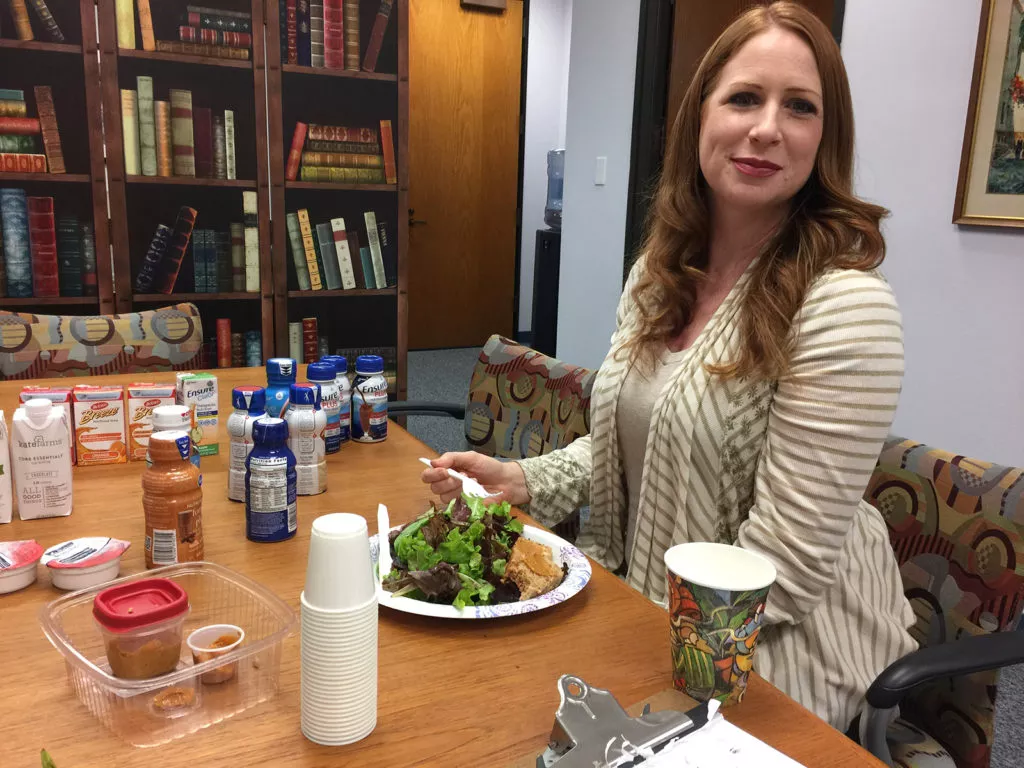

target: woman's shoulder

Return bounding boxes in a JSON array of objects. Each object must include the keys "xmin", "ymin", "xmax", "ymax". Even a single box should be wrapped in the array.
[{"xmin": 800, "ymin": 267, "xmax": 900, "ymax": 319}]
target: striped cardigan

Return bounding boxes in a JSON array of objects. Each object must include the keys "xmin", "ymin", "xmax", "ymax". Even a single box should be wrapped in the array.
[{"xmin": 519, "ymin": 258, "xmax": 917, "ymax": 730}]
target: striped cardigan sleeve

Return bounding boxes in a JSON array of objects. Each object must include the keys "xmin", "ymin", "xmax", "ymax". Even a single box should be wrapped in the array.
[
  {"xmin": 517, "ymin": 258, "xmax": 646, "ymax": 527},
  {"xmin": 737, "ymin": 270, "xmax": 904, "ymax": 626}
]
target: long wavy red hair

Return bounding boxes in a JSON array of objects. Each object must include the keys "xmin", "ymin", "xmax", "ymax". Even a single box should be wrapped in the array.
[{"xmin": 623, "ymin": 1, "xmax": 888, "ymax": 377}]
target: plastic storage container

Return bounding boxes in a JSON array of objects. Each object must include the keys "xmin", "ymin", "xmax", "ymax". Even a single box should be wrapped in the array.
[{"xmin": 39, "ymin": 561, "xmax": 297, "ymax": 747}]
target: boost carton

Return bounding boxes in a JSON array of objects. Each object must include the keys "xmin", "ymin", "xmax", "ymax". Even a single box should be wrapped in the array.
[
  {"xmin": 176, "ymin": 373, "xmax": 219, "ymax": 456},
  {"xmin": 72, "ymin": 385, "xmax": 127, "ymax": 465},
  {"xmin": 126, "ymin": 383, "xmax": 177, "ymax": 461}
]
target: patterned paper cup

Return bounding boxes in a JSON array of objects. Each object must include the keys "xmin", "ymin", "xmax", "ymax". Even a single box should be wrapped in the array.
[{"xmin": 664, "ymin": 542, "xmax": 776, "ymax": 706}]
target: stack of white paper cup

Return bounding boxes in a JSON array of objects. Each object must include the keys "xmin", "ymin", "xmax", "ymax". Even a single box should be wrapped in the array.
[{"xmin": 301, "ymin": 513, "xmax": 378, "ymax": 746}]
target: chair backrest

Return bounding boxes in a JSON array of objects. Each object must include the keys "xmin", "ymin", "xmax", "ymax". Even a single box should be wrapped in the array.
[
  {"xmin": 864, "ymin": 437, "xmax": 1024, "ymax": 768},
  {"xmin": 0, "ymin": 303, "xmax": 203, "ymax": 380},
  {"xmin": 463, "ymin": 334, "xmax": 595, "ymax": 460}
]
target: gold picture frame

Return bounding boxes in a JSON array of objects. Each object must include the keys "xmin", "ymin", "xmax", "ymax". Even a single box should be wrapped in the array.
[{"xmin": 953, "ymin": 0, "xmax": 1024, "ymax": 228}]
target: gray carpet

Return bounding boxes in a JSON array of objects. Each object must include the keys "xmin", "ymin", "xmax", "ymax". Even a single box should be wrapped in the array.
[
  {"xmin": 403, "ymin": 347, "xmax": 478, "ymax": 455},
  {"xmin": 402, "ymin": 351, "xmax": 1024, "ymax": 765}
]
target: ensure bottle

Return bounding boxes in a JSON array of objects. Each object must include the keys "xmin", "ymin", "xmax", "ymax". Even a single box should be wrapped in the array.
[
  {"xmin": 149, "ymin": 405, "xmax": 201, "ymax": 468},
  {"xmin": 286, "ymin": 382, "xmax": 327, "ymax": 495},
  {"xmin": 322, "ymin": 355, "xmax": 351, "ymax": 446},
  {"xmin": 245, "ymin": 417, "xmax": 297, "ymax": 543},
  {"xmin": 307, "ymin": 362, "xmax": 341, "ymax": 455},
  {"xmin": 227, "ymin": 386, "xmax": 266, "ymax": 503},
  {"xmin": 352, "ymin": 355, "xmax": 388, "ymax": 443},
  {"xmin": 265, "ymin": 358, "xmax": 297, "ymax": 418}
]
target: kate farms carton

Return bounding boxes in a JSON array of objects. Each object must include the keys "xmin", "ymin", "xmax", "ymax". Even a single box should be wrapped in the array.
[
  {"xmin": 72, "ymin": 385, "xmax": 127, "ymax": 465},
  {"xmin": 19, "ymin": 386, "xmax": 75, "ymax": 464},
  {"xmin": 176, "ymin": 373, "xmax": 219, "ymax": 456},
  {"xmin": 126, "ymin": 383, "xmax": 176, "ymax": 461}
]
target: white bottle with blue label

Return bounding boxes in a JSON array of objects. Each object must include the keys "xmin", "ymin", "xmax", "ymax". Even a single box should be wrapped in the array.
[
  {"xmin": 352, "ymin": 355, "xmax": 388, "ymax": 443},
  {"xmin": 286, "ymin": 383, "xmax": 327, "ymax": 495},
  {"xmin": 227, "ymin": 386, "xmax": 266, "ymax": 502}
]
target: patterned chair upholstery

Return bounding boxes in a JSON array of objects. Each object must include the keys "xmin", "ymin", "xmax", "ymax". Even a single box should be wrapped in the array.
[
  {"xmin": 864, "ymin": 437, "xmax": 1024, "ymax": 768},
  {"xmin": 0, "ymin": 303, "xmax": 203, "ymax": 380}
]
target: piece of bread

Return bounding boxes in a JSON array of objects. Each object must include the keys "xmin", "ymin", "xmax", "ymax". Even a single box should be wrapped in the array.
[{"xmin": 506, "ymin": 538, "xmax": 563, "ymax": 600}]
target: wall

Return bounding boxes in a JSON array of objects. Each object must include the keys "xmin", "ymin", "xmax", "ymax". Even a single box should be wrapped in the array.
[
  {"xmin": 843, "ymin": 0, "xmax": 1024, "ymax": 466},
  {"xmin": 555, "ymin": 0, "xmax": 642, "ymax": 368},
  {"xmin": 519, "ymin": 0, "xmax": 573, "ymax": 332}
]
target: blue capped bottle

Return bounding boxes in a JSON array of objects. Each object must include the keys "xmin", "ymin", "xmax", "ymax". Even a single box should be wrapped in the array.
[
  {"xmin": 352, "ymin": 355, "xmax": 388, "ymax": 443},
  {"xmin": 286, "ymin": 382, "xmax": 327, "ymax": 495},
  {"xmin": 227, "ymin": 386, "xmax": 266, "ymax": 503},
  {"xmin": 307, "ymin": 362, "xmax": 341, "ymax": 455},
  {"xmin": 245, "ymin": 417, "xmax": 297, "ymax": 543},
  {"xmin": 321, "ymin": 355, "xmax": 351, "ymax": 446},
  {"xmin": 265, "ymin": 358, "xmax": 297, "ymax": 418}
]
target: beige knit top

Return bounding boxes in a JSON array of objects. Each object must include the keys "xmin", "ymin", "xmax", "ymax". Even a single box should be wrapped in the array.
[{"xmin": 519, "ymin": 257, "xmax": 916, "ymax": 730}]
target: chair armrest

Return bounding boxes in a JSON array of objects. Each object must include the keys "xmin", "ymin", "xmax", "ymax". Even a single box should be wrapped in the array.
[
  {"xmin": 866, "ymin": 631, "xmax": 1024, "ymax": 710},
  {"xmin": 388, "ymin": 400, "xmax": 465, "ymax": 420}
]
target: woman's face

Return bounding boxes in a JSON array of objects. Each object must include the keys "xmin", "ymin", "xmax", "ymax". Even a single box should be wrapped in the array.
[{"xmin": 698, "ymin": 27, "xmax": 824, "ymax": 216}]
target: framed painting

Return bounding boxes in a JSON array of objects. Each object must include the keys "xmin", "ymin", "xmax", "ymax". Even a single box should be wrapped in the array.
[{"xmin": 954, "ymin": 0, "xmax": 1024, "ymax": 228}]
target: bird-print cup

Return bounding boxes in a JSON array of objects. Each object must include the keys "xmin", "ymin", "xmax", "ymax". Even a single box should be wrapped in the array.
[{"xmin": 664, "ymin": 542, "xmax": 777, "ymax": 706}]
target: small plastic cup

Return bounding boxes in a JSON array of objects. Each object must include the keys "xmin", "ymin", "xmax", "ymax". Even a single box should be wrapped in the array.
[
  {"xmin": 304, "ymin": 514, "xmax": 375, "ymax": 611},
  {"xmin": 187, "ymin": 623, "xmax": 245, "ymax": 684}
]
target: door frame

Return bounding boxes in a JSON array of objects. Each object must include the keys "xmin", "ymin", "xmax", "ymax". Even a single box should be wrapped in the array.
[{"xmin": 512, "ymin": 0, "xmax": 531, "ymax": 340}]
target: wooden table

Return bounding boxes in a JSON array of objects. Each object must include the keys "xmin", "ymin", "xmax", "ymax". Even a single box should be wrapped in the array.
[{"xmin": 0, "ymin": 369, "xmax": 881, "ymax": 767}]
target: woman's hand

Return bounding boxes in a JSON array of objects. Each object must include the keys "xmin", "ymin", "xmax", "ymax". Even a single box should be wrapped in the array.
[{"xmin": 420, "ymin": 451, "xmax": 531, "ymax": 506}]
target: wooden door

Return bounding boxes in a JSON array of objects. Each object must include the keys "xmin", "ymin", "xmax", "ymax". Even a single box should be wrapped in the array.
[
  {"xmin": 666, "ymin": 0, "xmax": 836, "ymax": 130},
  {"xmin": 408, "ymin": 0, "xmax": 522, "ymax": 349}
]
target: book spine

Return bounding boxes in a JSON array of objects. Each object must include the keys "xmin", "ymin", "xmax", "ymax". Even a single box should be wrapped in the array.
[
  {"xmin": 217, "ymin": 318, "xmax": 232, "ymax": 367},
  {"xmin": 307, "ymin": 124, "xmax": 375, "ymax": 143},
  {"xmin": 136, "ymin": 77, "xmax": 157, "ymax": 176},
  {"xmin": 297, "ymin": 209, "xmax": 322, "ymax": 289},
  {"xmin": 0, "ymin": 89, "xmax": 26, "ymax": 100},
  {"xmin": 306, "ymin": 139, "xmax": 380, "ymax": 154},
  {"xmin": 1, "ymin": 153, "xmax": 47, "ymax": 173},
  {"xmin": 288, "ymin": 322, "xmax": 302, "ymax": 362},
  {"xmin": 80, "ymin": 223, "xmax": 97, "ymax": 295},
  {"xmin": 363, "ymin": 211, "xmax": 386, "ymax": 289},
  {"xmin": 324, "ymin": 0, "xmax": 344, "ymax": 69},
  {"xmin": 362, "ymin": 0, "xmax": 392, "ymax": 72},
  {"xmin": 343, "ymin": 0, "xmax": 360, "ymax": 71},
  {"xmin": 134, "ymin": 223, "xmax": 171, "ymax": 293},
  {"xmin": 299, "ymin": 166, "xmax": 384, "ymax": 183},
  {"xmin": 0, "ymin": 117, "xmax": 41, "ymax": 135},
  {"xmin": 169, "ymin": 90, "xmax": 195, "ymax": 177},
  {"xmin": 216, "ymin": 230, "xmax": 232, "ymax": 291},
  {"xmin": 231, "ymin": 332, "xmax": 243, "ymax": 368},
  {"xmin": 206, "ymin": 230, "xmax": 219, "ymax": 291},
  {"xmin": 301, "ymin": 151, "xmax": 383, "ymax": 168},
  {"xmin": 115, "ymin": 0, "xmax": 136, "ymax": 49},
  {"xmin": 213, "ymin": 113, "xmax": 226, "ymax": 179},
  {"xmin": 184, "ymin": 8, "xmax": 252, "ymax": 32},
  {"xmin": 230, "ymin": 222, "xmax": 244, "ymax": 290},
  {"xmin": 33, "ymin": 86, "xmax": 65, "ymax": 174},
  {"xmin": 0, "ymin": 214, "xmax": 6, "ymax": 297},
  {"xmin": 315, "ymin": 221, "xmax": 341, "ymax": 289},
  {"xmin": 346, "ymin": 228, "xmax": 363, "ymax": 287},
  {"xmin": 154, "ymin": 100, "xmax": 172, "ymax": 176},
  {"xmin": 286, "ymin": 213, "xmax": 311, "ymax": 290},
  {"xmin": 27, "ymin": 196, "xmax": 58, "ymax": 297},
  {"xmin": 136, "ymin": 0, "xmax": 155, "ymax": 50},
  {"xmin": 330, "ymin": 217, "xmax": 356, "ymax": 289},
  {"xmin": 0, "ymin": 135, "xmax": 37, "ymax": 153},
  {"xmin": 285, "ymin": 121, "xmax": 308, "ymax": 181},
  {"xmin": 9, "ymin": 0, "xmax": 33, "ymax": 40},
  {"xmin": 120, "ymin": 89, "xmax": 140, "ymax": 176},
  {"xmin": 155, "ymin": 206, "xmax": 198, "ymax": 293},
  {"xmin": 380, "ymin": 118, "xmax": 397, "ymax": 184},
  {"xmin": 302, "ymin": 317, "xmax": 318, "ymax": 363},
  {"xmin": 310, "ymin": 2, "xmax": 325, "ymax": 67},
  {"xmin": 190, "ymin": 229, "xmax": 204, "ymax": 293},
  {"xmin": 286, "ymin": 0, "xmax": 298, "ymax": 65},
  {"xmin": 297, "ymin": 0, "xmax": 311, "ymax": 66},
  {"xmin": 179, "ymin": 26, "xmax": 252, "ymax": 48},
  {"xmin": 56, "ymin": 214, "xmax": 82, "ymax": 296},
  {"xmin": 0, "ymin": 188, "xmax": 31, "ymax": 297},
  {"xmin": 28, "ymin": 0, "xmax": 64, "ymax": 42},
  {"xmin": 193, "ymin": 107, "xmax": 213, "ymax": 178},
  {"xmin": 245, "ymin": 330, "xmax": 261, "ymax": 367},
  {"xmin": 224, "ymin": 109, "xmax": 236, "ymax": 180},
  {"xmin": 0, "ymin": 100, "xmax": 28, "ymax": 117},
  {"xmin": 359, "ymin": 245, "xmax": 374, "ymax": 289},
  {"xmin": 377, "ymin": 219, "xmax": 397, "ymax": 287},
  {"xmin": 242, "ymin": 190, "xmax": 260, "ymax": 292},
  {"xmin": 154, "ymin": 41, "xmax": 250, "ymax": 60}
]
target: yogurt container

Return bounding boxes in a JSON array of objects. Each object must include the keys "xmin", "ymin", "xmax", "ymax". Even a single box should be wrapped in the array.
[
  {"xmin": 41, "ymin": 537, "xmax": 132, "ymax": 591},
  {"xmin": 0, "ymin": 539, "xmax": 44, "ymax": 594}
]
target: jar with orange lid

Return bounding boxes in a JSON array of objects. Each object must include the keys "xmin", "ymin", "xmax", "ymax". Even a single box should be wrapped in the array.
[{"xmin": 142, "ymin": 431, "xmax": 204, "ymax": 569}]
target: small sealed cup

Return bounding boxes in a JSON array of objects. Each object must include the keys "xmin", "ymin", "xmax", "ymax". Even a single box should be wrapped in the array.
[
  {"xmin": 0, "ymin": 540, "xmax": 44, "ymax": 594},
  {"xmin": 187, "ymin": 624, "xmax": 245, "ymax": 684},
  {"xmin": 42, "ymin": 537, "xmax": 131, "ymax": 591},
  {"xmin": 93, "ymin": 578, "xmax": 190, "ymax": 680}
]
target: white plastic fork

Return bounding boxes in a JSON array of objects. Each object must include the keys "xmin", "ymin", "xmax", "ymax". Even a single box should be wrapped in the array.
[
  {"xmin": 377, "ymin": 503, "xmax": 392, "ymax": 589},
  {"xmin": 418, "ymin": 457, "xmax": 501, "ymax": 499}
]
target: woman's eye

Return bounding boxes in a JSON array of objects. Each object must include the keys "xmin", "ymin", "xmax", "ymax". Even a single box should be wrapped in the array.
[
  {"xmin": 728, "ymin": 92, "xmax": 758, "ymax": 107},
  {"xmin": 790, "ymin": 99, "xmax": 818, "ymax": 116}
]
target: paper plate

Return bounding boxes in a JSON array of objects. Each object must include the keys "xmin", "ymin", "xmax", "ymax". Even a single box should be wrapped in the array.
[{"xmin": 370, "ymin": 525, "xmax": 592, "ymax": 619}]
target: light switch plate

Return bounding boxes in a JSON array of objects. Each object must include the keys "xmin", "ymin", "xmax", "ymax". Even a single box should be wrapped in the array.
[{"xmin": 595, "ymin": 156, "xmax": 607, "ymax": 186}]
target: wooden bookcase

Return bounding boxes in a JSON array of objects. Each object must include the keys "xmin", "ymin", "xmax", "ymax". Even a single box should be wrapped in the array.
[
  {"xmin": 1, "ymin": 0, "xmax": 407, "ymax": 394},
  {"xmin": 0, "ymin": 0, "xmax": 115, "ymax": 314}
]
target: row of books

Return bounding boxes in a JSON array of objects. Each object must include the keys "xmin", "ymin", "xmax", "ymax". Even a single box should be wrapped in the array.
[
  {"xmin": 208, "ymin": 321, "xmax": 262, "ymax": 369},
  {"xmin": 4, "ymin": 0, "xmax": 65, "ymax": 42},
  {"xmin": 0, "ymin": 86, "xmax": 65, "ymax": 174},
  {"xmin": 0, "ymin": 189, "xmax": 97, "ymax": 298},
  {"xmin": 287, "ymin": 208, "xmax": 395, "ymax": 292},
  {"xmin": 135, "ymin": 192, "xmax": 259, "ymax": 294},
  {"xmin": 116, "ymin": 1, "xmax": 252, "ymax": 61},
  {"xmin": 337, "ymin": 344, "xmax": 397, "ymax": 395},
  {"xmin": 286, "ymin": 120, "xmax": 396, "ymax": 184},
  {"xmin": 280, "ymin": 0, "xmax": 393, "ymax": 73},
  {"xmin": 121, "ymin": 81, "xmax": 237, "ymax": 179}
]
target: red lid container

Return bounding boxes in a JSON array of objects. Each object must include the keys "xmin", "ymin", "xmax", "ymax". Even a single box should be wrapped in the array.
[{"xmin": 93, "ymin": 578, "xmax": 189, "ymax": 633}]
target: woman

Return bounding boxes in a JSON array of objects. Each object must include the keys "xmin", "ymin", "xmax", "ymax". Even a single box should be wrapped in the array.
[{"xmin": 422, "ymin": 1, "xmax": 915, "ymax": 732}]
